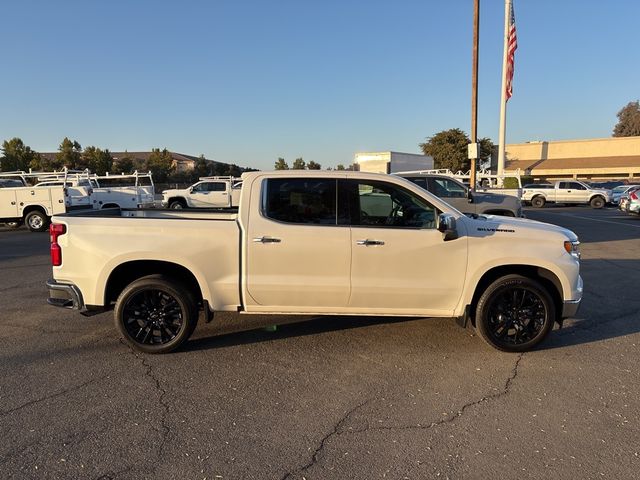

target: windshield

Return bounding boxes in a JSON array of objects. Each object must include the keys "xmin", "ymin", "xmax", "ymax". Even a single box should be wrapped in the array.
[{"xmin": 612, "ymin": 186, "xmax": 628, "ymax": 193}]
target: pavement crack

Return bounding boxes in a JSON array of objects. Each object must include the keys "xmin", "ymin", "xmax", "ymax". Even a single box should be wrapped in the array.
[
  {"xmin": 281, "ymin": 398, "xmax": 372, "ymax": 480},
  {"xmin": 0, "ymin": 376, "xmax": 107, "ymax": 417},
  {"xmin": 120, "ymin": 340, "xmax": 171, "ymax": 463}
]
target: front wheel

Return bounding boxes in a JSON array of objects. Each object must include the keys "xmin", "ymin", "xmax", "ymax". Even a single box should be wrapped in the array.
[
  {"xmin": 115, "ymin": 275, "xmax": 198, "ymax": 354},
  {"xmin": 590, "ymin": 196, "xmax": 605, "ymax": 209},
  {"xmin": 25, "ymin": 210, "xmax": 50, "ymax": 232},
  {"xmin": 531, "ymin": 196, "xmax": 546, "ymax": 208},
  {"xmin": 475, "ymin": 275, "xmax": 555, "ymax": 352},
  {"xmin": 169, "ymin": 200, "xmax": 185, "ymax": 209}
]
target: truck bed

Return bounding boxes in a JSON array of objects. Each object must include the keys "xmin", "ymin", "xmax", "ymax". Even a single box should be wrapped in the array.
[
  {"xmin": 52, "ymin": 207, "xmax": 241, "ymax": 310},
  {"xmin": 57, "ymin": 207, "xmax": 239, "ymax": 221}
]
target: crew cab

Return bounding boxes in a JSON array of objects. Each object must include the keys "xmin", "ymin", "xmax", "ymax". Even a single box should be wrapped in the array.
[
  {"xmin": 395, "ymin": 173, "xmax": 523, "ymax": 217},
  {"xmin": 47, "ymin": 171, "xmax": 582, "ymax": 354},
  {"xmin": 522, "ymin": 180, "xmax": 612, "ymax": 208},
  {"xmin": 161, "ymin": 176, "xmax": 241, "ymax": 209}
]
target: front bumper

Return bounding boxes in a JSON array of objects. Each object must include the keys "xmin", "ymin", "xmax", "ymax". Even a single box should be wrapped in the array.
[
  {"xmin": 561, "ymin": 275, "xmax": 583, "ymax": 318},
  {"xmin": 46, "ymin": 279, "xmax": 86, "ymax": 312}
]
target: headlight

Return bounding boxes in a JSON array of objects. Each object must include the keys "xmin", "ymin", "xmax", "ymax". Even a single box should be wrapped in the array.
[{"xmin": 564, "ymin": 240, "xmax": 581, "ymax": 259}]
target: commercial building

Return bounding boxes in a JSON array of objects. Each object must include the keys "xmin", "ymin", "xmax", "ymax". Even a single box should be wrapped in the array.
[
  {"xmin": 497, "ymin": 136, "xmax": 640, "ymax": 181},
  {"xmin": 354, "ymin": 151, "xmax": 434, "ymax": 174}
]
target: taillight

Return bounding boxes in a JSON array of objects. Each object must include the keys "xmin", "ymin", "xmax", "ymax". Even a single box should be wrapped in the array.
[
  {"xmin": 631, "ymin": 191, "xmax": 638, "ymax": 201},
  {"xmin": 50, "ymin": 223, "xmax": 66, "ymax": 266}
]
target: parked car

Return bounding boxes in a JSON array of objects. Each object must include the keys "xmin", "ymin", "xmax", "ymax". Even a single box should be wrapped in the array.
[
  {"xmin": 395, "ymin": 173, "xmax": 523, "ymax": 217},
  {"xmin": 522, "ymin": 180, "xmax": 612, "ymax": 208},
  {"xmin": 589, "ymin": 181, "xmax": 624, "ymax": 190},
  {"xmin": 161, "ymin": 176, "xmax": 242, "ymax": 209},
  {"xmin": 47, "ymin": 171, "xmax": 582, "ymax": 354},
  {"xmin": 611, "ymin": 185, "xmax": 640, "ymax": 205},
  {"xmin": 621, "ymin": 187, "xmax": 640, "ymax": 215}
]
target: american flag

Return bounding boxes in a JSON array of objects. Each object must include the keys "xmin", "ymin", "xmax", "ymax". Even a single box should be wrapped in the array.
[{"xmin": 505, "ymin": 2, "xmax": 518, "ymax": 100}]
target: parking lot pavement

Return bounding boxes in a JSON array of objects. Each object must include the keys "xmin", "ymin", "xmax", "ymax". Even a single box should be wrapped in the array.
[{"xmin": 1, "ymin": 206, "xmax": 639, "ymax": 480}]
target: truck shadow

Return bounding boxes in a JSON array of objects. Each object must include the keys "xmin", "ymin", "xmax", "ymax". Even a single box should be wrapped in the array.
[{"xmin": 184, "ymin": 315, "xmax": 421, "ymax": 353}]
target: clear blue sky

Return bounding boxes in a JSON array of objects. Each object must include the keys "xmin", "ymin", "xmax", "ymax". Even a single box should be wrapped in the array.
[{"xmin": 1, "ymin": 0, "xmax": 638, "ymax": 170}]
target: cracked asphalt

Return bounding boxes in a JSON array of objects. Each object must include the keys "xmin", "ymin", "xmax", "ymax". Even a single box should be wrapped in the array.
[{"xmin": 1, "ymin": 206, "xmax": 639, "ymax": 480}]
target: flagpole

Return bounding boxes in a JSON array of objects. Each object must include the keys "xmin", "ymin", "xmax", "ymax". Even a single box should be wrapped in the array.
[{"xmin": 497, "ymin": 0, "xmax": 511, "ymax": 180}]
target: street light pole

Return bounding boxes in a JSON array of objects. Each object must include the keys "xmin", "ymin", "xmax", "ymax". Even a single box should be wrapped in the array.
[{"xmin": 469, "ymin": 0, "xmax": 480, "ymax": 191}]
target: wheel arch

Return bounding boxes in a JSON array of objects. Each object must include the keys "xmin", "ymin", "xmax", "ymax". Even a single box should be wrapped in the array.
[
  {"xmin": 104, "ymin": 260, "xmax": 205, "ymax": 307},
  {"xmin": 167, "ymin": 197, "xmax": 187, "ymax": 207},
  {"xmin": 21, "ymin": 204, "xmax": 49, "ymax": 218},
  {"xmin": 465, "ymin": 264, "xmax": 563, "ymax": 325}
]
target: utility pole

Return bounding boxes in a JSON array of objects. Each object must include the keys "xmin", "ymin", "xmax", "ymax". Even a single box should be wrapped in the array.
[{"xmin": 469, "ymin": 0, "xmax": 480, "ymax": 191}]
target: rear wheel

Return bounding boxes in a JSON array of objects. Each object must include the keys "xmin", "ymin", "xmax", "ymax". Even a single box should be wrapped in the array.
[
  {"xmin": 475, "ymin": 275, "xmax": 555, "ymax": 352},
  {"xmin": 590, "ymin": 196, "xmax": 605, "ymax": 209},
  {"xmin": 115, "ymin": 275, "xmax": 198, "ymax": 354},
  {"xmin": 531, "ymin": 196, "xmax": 546, "ymax": 208},
  {"xmin": 25, "ymin": 210, "xmax": 50, "ymax": 232}
]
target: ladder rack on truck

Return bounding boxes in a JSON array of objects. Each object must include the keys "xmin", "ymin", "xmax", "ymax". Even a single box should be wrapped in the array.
[{"xmin": 0, "ymin": 168, "xmax": 93, "ymax": 232}]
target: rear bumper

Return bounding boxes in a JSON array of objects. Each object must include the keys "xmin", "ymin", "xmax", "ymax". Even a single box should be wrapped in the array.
[{"xmin": 46, "ymin": 279, "xmax": 86, "ymax": 312}]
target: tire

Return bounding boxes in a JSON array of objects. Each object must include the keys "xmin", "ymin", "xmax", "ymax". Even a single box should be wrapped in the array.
[
  {"xmin": 115, "ymin": 275, "xmax": 199, "ymax": 354},
  {"xmin": 531, "ymin": 196, "xmax": 546, "ymax": 208},
  {"xmin": 590, "ymin": 196, "xmax": 605, "ymax": 209},
  {"xmin": 25, "ymin": 210, "xmax": 50, "ymax": 232},
  {"xmin": 5, "ymin": 220, "xmax": 22, "ymax": 229},
  {"xmin": 169, "ymin": 199, "xmax": 186, "ymax": 209},
  {"xmin": 475, "ymin": 274, "xmax": 555, "ymax": 352}
]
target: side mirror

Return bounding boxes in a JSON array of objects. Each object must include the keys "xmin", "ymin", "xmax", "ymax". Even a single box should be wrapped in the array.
[
  {"xmin": 467, "ymin": 189, "xmax": 474, "ymax": 203},
  {"xmin": 437, "ymin": 213, "xmax": 458, "ymax": 241},
  {"xmin": 188, "ymin": 186, "xmax": 194, "ymax": 193}
]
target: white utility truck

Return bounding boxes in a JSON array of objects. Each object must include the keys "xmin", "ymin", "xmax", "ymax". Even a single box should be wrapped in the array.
[
  {"xmin": 47, "ymin": 171, "xmax": 582, "ymax": 354},
  {"xmin": 90, "ymin": 171, "xmax": 155, "ymax": 210},
  {"xmin": 523, "ymin": 180, "xmax": 612, "ymax": 208},
  {"xmin": 161, "ymin": 176, "xmax": 242, "ymax": 209},
  {"xmin": 0, "ymin": 170, "xmax": 92, "ymax": 231}
]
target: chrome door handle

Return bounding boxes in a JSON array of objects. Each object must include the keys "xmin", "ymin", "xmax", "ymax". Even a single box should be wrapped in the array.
[
  {"xmin": 253, "ymin": 236, "xmax": 281, "ymax": 243},
  {"xmin": 221, "ymin": 192, "xmax": 228, "ymax": 195},
  {"xmin": 356, "ymin": 239, "xmax": 385, "ymax": 246}
]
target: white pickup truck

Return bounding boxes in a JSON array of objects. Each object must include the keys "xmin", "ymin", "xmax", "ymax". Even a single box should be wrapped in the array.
[
  {"xmin": 1, "ymin": 171, "xmax": 90, "ymax": 232},
  {"xmin": 90, "ymin": 172, "xmax": 155, "ymax": 210},
  {"xmin": 522, "ymin": 180, "xmax": 612, "ymax": 208},
  {"xmin": 161, "ymin": 176, "xmax": 242, "ymax": 209},
  {"xmin": 47, "ymin": 171, "xmax": 583, "ymax": 354}
]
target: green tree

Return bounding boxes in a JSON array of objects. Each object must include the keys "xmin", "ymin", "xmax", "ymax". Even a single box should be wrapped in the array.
[
  {"xmin": 0, "ymin": 138, "xmax": 40, "ymax": 171},
  {"xmin": 419, "ymin": 128, "xmax": 493, "ymax": 172},
  {"xmin": 146, "ymin": 148, "xmax": 174, "ymax": 182},
  {"xmin": 113, "ymin": 156, "xmax": 135, "ymax": 174},
  {"xmin": 307, "ymin": 160, "xmax": 321, "ymax": 170},
  {"xmin": 292, "ymin": 157, "xmax": 306, "ymax": 170},
  {"xmin": 274, "ymin": 157, "xmax": 289, "ymax": 170},
  {"xmin": 193, "ymin": 154, "xmax": 210, "ymax": 179},
  {"xmin": 82, "ymin": 146, "xmax": 113, "ymax": 175},
  {"xmin": 613, "ymin": 100, "xmax": 640, "ymax": 137},
  {"xmin": 336, "ymin": 164, "xmax": 346, "ymax": 170},
  {"xmin": 55, "ymin": 137, "xmax": 82, "ymax": 170}
]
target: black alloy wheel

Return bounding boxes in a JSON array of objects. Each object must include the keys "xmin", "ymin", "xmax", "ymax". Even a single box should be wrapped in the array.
[
  {"xmin": 115, "ymin": 275, "xmax": 198, "ymax": 354},
  {"xmin": 475, "ymin": 275, "xmax": 555, "ymax": 352}
]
